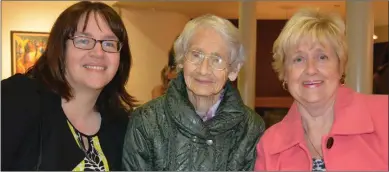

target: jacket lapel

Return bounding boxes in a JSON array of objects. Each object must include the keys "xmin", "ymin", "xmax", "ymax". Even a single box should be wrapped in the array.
[
  {"xmin": 165, "ymin": 72, "xmax": 246, "ymax": 139},
  {"xmin": 268, "ymin": 86, "xmax": 375, "ymax": 155},
  {"xmin": 206, "ymin": 80, "xmax": 246, "ymax": 135},
  {"xmin": 330, "ymin": 86, "xmax": 374, "ymax": 135},
  {"xmin": 268, "ymin": 102, "xmax": 305, "ymax": 155},
  {"xmin": 37, "ymin": 86, "xmax": 84, "ymax": 170}
]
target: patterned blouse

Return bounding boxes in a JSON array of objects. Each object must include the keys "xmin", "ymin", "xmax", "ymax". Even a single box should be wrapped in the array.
[
  {"xmin": 196, "ymin": 89, "xmax": 225, "ymax": 121},
  {"xmin": 67, "ymin": 121, "xmax": 109, "ymax": 171},
  {"xmin": 312, "ymin": 158, "xmax": 326, "ymax": 171}
]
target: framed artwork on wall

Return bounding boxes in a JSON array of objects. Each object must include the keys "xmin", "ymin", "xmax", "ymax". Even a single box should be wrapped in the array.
[{"xmin": 11, "ymin": 31, "xmax": 49, "ymax": 75}]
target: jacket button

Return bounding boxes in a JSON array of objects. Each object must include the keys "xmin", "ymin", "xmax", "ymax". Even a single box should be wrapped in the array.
[
  {"xmin": 326, "ymin": 137, "xmax": 334, "ymax": 149},
  {"xmin": 206, "ymin": 139, "xmax": 213, "ymax": 145},
  {"xmin": 192, "ymin": 136, "xmax": 197, "ymax": 142}
]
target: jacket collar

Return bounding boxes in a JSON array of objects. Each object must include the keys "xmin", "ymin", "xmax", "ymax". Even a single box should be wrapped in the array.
[
  {"xmin": 269, "ymin": 86, "xmax": 375, "ymax": 155},
  {"xmin": 165, "ymin": 72, "xmax": 246, "ymax": 139}
]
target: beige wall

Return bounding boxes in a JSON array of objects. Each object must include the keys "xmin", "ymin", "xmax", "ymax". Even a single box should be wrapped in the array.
[
  {"xmin": 119, "ymin": 8, "xmax": 189, "ymax": 104},
  {"xmin": 1, "ymin": 1, "xmax": 80, "ymax": 79},
  {"xmin": 1, "ymin": 1, "xmax": 189, "ymax": 104},
  {"xmin": 374, "ymin": 25, "xmax": 388, "ymax": 43}
]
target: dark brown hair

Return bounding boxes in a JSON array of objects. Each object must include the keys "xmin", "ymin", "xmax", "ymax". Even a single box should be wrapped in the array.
[{"xmin": 27, "ymin": 1, "xmax": 136, "ymax": 112}]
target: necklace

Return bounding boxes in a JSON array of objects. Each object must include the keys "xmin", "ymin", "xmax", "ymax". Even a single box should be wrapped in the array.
[
  {"xmin": 76, "ymin": 131, "xmax": 95, "ymax": 161},
  {"xmin": 304, "ymin": 128, "xmax": 324, "ymax": 159}
]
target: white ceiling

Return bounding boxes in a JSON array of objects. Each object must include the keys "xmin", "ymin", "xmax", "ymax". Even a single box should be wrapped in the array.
[{"xmin": 115, "ymin": 1, "xmax": 388, "ymax": 27}]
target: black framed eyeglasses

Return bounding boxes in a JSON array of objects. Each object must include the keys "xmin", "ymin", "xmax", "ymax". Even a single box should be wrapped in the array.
[{"xmin": 69, "ymin": 36, "xmax": 123, "ymax": 53}]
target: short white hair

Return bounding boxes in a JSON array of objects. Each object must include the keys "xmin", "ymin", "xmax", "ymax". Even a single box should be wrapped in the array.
[{"xmin": 174, "ymin": 14, "xmax": 245, "ymax": 70}]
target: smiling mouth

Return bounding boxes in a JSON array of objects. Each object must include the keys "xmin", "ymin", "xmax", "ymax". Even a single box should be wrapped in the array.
[
  {"xmin": 83, "ymin": 65, "xmax": 106, "ymax": 71},
  {"xmin": 302, "ymin": 80, "xmax": 323, "ymax": 88},
  {"xmin": 195, "ymin": 78, "xmax": 213, "ymax": 84}
]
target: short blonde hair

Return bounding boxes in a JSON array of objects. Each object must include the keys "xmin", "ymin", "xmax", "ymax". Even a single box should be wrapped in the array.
[
  {"xmin": 174, "ymin": 14, "xmax": 245, "ymax": 70},
  {"xmin": 272, "ymin": 8, "xmax": 348, "ymax": 81}
]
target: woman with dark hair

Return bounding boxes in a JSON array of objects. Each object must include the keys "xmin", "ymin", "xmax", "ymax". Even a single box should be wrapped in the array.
[
  {"xmin": 151, "ymin": 45, "xmax": 178, "ymax": 99},
  {"xmin": 151, "ymin": 65, "xmax": 177, "ymax": 99},
  {"xmin": 168, "ymin": 45, "xmax": 177, "ymax": 69},
  {"xmin": 1, "ymin": 1, "xmax": 135, "ymax": 171}
]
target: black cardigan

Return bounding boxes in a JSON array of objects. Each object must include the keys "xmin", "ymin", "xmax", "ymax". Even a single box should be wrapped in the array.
[{"xmin": 1, "ymin": 74, "xmax": 129, "ymax": 171}]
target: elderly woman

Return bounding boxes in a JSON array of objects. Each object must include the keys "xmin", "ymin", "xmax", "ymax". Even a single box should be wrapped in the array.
[
  {"xmin": 254, "ymin": 8, "xmax": 388, "ymax": 171},
  {"xmin": 122, "ymin": 14, "xmax": 265, "ymax": 171}
]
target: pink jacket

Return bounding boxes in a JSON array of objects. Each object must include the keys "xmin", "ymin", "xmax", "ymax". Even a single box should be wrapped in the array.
[{"xmin": 255, "ymin": 86, "xmax": 388, "ymax": 171}]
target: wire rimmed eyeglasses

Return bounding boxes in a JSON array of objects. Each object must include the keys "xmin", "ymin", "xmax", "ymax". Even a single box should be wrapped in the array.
[{"xmin": 185, "ymin": 50, "xmax": 229, "ymax": 70}]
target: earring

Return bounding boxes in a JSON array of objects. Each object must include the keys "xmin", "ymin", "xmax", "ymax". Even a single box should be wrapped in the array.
[
  {"xmin": 282, "ymin": 80, "xmax": 288, "ymax": 91},
  {"xmin": 340, "ymin": 74, "xmax": 346, "ymax": 85}
]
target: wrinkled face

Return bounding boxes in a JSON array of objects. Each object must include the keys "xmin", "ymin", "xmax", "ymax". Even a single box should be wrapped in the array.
[
  {"xmin": 181, "ymin": 27, "xmax": 239, "ymax": 97},
  {"xmin": 65, "ymin": 12, "xmax": 120, "ymax": 92},
  {"xmin": 284, "ymin": 37, "xmax": 341, "ymax": 105}
]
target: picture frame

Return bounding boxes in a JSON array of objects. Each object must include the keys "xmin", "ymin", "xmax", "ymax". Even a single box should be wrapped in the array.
[{"xmin": 11, "ymin": 31, "xmax": 49, "ymax": 75}]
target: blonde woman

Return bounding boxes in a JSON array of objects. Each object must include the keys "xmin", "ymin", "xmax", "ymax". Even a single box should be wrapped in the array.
[{"xmin": 255, "ymin": 8, "xmax": 388, "ymax": 171}]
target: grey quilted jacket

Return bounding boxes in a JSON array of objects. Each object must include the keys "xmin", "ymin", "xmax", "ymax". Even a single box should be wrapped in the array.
[{"xmin": 122, "ymin": 72, "xmax": 265, "ymax": 171}]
